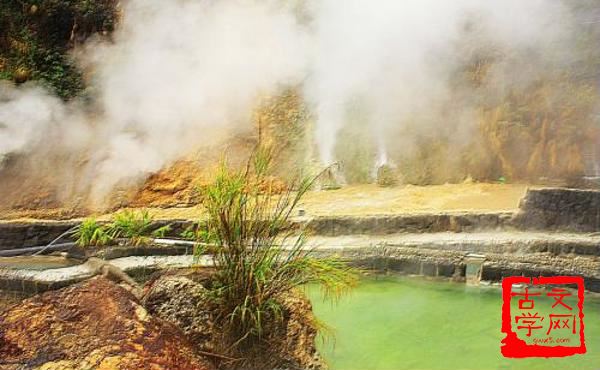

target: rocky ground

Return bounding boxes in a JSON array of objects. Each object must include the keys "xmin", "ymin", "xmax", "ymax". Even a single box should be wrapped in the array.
[
  {"xmin": 0, "ymin": 272, "xmax": 324, "ymax": 370},
  {"xmin": 142, "ymin": 273, "xmax": 324, "ymax": 370},
  {"xmin": 0, "ymin": 277, "xmax": 215, "ymax": 370}
]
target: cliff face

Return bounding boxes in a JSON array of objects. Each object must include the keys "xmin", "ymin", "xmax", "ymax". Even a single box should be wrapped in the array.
[{"xmin": 1, "ymin": 1, "xmax": 599, "ymax": 215}]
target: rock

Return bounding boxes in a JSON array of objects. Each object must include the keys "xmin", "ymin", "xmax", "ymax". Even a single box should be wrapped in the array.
[
  {"xmin": 143, "ymin": 274, "xmax": 325, "ymax": 370},
  {"xmin": 515, "ymin": 188, "xmax": 600, "ymax": 232},
  {"xmin": 0, "ymin": 277, "xmax": 214, "ymax": 370},
  {"xmin": 142, "ymin": 275, "xmax": 216, "ymax": 351},
  {"xmin": 276, "ymin": 290, "xmax": 326, "ymax": 370},
  {"xmin": 0, "ymin": 221, "xmax": 78, "ymax": 251},
  {"xmin": 13, "ymin": 67, "xmax": 30, "ymax": 84}
]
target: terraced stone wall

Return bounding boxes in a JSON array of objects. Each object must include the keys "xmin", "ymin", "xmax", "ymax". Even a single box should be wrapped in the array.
[{"xmin": 516, "ymin": 188, "xmax": 600, "ymax": 232}]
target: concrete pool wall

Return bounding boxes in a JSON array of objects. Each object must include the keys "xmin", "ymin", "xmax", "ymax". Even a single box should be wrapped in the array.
[{"xmin": 1, "ymin": 188, "xmax": 599, "ymax": 293}]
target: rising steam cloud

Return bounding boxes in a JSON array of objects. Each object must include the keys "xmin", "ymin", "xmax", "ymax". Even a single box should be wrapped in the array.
[
  {"xmin": 1, "ymin": 0, "xmax": 309, "ymax": 207},
  {"xmin": 305, "ymin": 0, "xmax": 575, "ymax": 168},
  {"xmin": 0, "ymin": 0, "xmax": 591, "ymax": 208}
]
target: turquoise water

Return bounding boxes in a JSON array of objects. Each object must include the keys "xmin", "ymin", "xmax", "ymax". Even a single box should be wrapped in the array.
[{"xmin": 307, "ymin": 276, "xmax": 600, "ymax": 370}]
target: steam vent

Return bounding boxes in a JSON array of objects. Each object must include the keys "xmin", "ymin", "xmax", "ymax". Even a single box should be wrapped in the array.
[{"xmin": 2, "ymin": 1, "xmax": 600, "ymax": 369}]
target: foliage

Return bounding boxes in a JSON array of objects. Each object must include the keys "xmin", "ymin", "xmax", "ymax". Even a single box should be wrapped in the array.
[
  {"xmin": 152, "ymin": 224, "xmax": 172, "ymax": 238},
  {"xmin": 106, "ymin": 209, "xmax": 152, "ymax": 241},
  {"xmin": 180, "ymin": 222, "xmax": 200, "ymax": 240},
  {"xmin": 0, "ymin": 0, "xmax": 117, "ymax": 99},
  {"xmin": 73, "ymin": 209, "xmax": 170, "ymax": 247},
  {"xmin": 197, "ymin": 150, "xmax": 358, "ymax": 359},
  {"xmin": 106, "ymin": 209, "xmax": 173, "ymax": 245},
  {"xmin": 72, "ymin": 217, "xmax": 112, "ymax": 247}
]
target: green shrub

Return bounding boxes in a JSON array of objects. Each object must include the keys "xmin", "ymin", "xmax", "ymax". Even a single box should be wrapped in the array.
[{"xmin": 198, "ymin": 150, "xmax": 358, "ymax": 360}]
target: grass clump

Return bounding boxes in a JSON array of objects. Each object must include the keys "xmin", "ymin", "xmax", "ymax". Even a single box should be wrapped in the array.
[
  {"xmin": 198, "ymin": 149, "xmax": 358, "ymax": 365},
  {"xmin": 106, "ymin": 209, "xmax": 170, "ymax": 245},
  {"xmin": 72, "ymin": 217, "xmax": 112, "ymax": 247},
  {"xmin": 73, "ymin": 209, "xmax": 171, "ymax": 247}
]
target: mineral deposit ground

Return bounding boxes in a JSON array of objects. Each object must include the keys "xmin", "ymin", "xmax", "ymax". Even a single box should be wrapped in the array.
[{"xmin": 0, "ymin": 183, "xmax": 530, "ymax": 221}]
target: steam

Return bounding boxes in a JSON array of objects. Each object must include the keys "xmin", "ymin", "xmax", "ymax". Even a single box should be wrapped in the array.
[
  {"xmin": 305, "ymin": 0, "xmax": 574, "ymax": 168},
  {"xmin": 0, "ymin": 0, "xmax": 308, "ymax": 207},
  {"xmin": 0, "ymin": 0, "xmax": 590, "ymax": 208}
]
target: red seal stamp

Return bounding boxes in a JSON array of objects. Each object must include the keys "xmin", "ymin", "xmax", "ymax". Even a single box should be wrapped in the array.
[{"xmin": 501, "ymin": 276, "xmax": 586, "ymax": 358}]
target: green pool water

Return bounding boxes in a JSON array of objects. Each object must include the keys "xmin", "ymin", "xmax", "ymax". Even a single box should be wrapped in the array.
[{"xmin": 307, "ymin": 276, "xmax": 600, "ymax": 370}]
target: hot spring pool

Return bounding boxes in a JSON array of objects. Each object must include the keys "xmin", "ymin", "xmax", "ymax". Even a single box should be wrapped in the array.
[
  {"xmin": 307, "ymin": 276, "xmax": 600, "ymax": 370},
  {"xmin": 0, "ymin": 255, "xmax": 80, "ymax": 270}
]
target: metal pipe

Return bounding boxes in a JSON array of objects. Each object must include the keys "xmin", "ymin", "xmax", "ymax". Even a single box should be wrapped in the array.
[
  {"xmin": 152, "ymin": 238, "xmax": 203, "ymax": 246},
  {"xmin": 0, "ymin": 238, "xmax": 202, "ymax": 258},
  {"xmin": 33, "ymin": 226, "xmax": 78, "ymax": 256}
]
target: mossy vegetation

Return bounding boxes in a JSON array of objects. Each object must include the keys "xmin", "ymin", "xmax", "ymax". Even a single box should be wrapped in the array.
[{"xmin": 0, "ymin": 0, "xmax": 117, "ymax": 99}]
